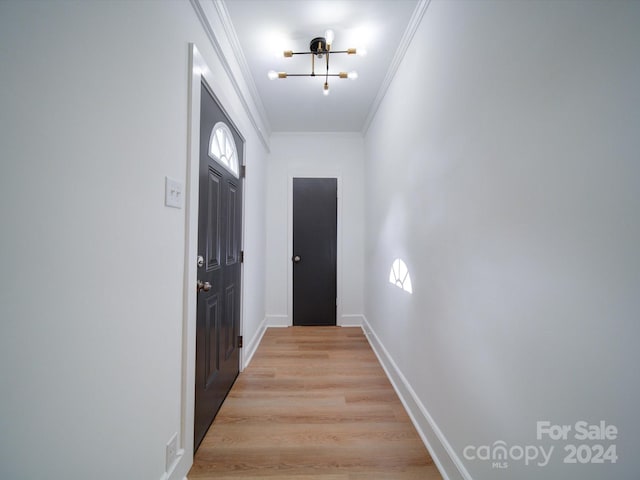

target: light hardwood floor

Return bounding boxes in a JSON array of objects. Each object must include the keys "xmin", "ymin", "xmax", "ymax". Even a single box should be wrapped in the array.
[{"xmin": 189, "ymin": 326, "xmax": 442, "ymax": 480}]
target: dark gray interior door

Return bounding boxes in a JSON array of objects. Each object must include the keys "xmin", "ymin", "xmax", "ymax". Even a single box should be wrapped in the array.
[
  {"xmin": 194, "ymin": 82, "xmax": 243, "ymax": 451},
  {"xmin": 292, "ymin": 178, "xmax": 337, "ymax": 326}
]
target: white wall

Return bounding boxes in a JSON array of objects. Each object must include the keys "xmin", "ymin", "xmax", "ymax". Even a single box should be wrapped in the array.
[
  {"xmin": 364, "ymin": 1, "xmax": 640, "ymax": 479},
  {"xmin": 240, "ymin": 122, "xmax": 268, "ymax": 356},
  {"xmin": 0, "ymin": 1, "xmax": 267, "ymax": 479},
  {"xmin": 266, "ymin": 133, "xmax": 365, "ymax": 326}
]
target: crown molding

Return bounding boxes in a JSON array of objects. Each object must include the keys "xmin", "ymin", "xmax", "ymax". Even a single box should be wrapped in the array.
[
  {"xmin": 271, "ymin": 131, "xmax": 364, "ymax": 138},
  {"xmin": 361, "ymin": 0, "xmax": 431, "ymax": 135},
  {"xmin": 189, "ymin": 0, "xmax": 271, "ymax": 151},
  {"xmin": 214, "ymin": 0, "xmax": 272, "ymax": 136}
]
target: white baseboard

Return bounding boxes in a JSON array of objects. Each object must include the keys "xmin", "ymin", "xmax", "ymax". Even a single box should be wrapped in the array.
[
  {"xmin": 163, "ymin": 451, "xmax": 188, "ymax": 480},
  {"xmin": 265, "ymin": 314, "xmax": 290, "ymax": 327},
  {"xmin": 339, "ymin": 314, "xmax": 365, "ymax": 327},
  {"xmin": 264, "ymin": 313, "xmax": 365, "ymax": 328},
  {"xmin": 243, "ymin": 317, "xmax": 267, "ymax": 369},
  {"xmin": 361, "ymin": 316, "xmax": 472, "ymax": 480},
  {"xmin": 245, "ymin": 315, "xmax": 289, "ymax": 370}
]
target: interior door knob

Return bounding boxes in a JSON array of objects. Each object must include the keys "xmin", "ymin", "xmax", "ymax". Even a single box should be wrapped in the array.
[
  {"xmin": 292, "ymin": 255, "xmax": 301, "ymax": 263},
  {"xmin": 197, "ymin": 280, "xmax": 211, "ymax": 292}
]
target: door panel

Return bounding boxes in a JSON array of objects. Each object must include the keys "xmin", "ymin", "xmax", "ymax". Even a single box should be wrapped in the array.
[
  {"xmin": 224, "ymin": 285, "xmax": 235, "ymax": 360},
  {"xmin": 204, "ymin": 295, "xmax": 219, "ymax": 387},
  {"xmin": 206, "ymin": 171, "xmax": 221, "ymax": 269},
  {"xmin": 194, "ymin": 82, "xmax": 243, "ymax": 451},
  {"xmin": 292, "ymin": 178, "xmax": 337, "ymax": 326},
  {"xmin": 226, "ymin": 183, "xmax": 238, "ymax": 263}
]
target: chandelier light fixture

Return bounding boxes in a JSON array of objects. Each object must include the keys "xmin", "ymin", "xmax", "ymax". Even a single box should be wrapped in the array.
[{"xmin": 267, "ymin": 29, "xmax": 365, "ymax": 96}]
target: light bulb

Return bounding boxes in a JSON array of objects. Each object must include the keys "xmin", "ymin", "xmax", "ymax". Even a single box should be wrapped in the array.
[
  {"xmin": 323, "ymin": 82, "xmax": 330, "ymax": 96},
  {"xmin": 267, "ymin": 70, "xmax": 278, "ymax": 80},
  {"xmin": 348, "ymin": 71, "xmax": 358, "ymax": 80},
  {"xmin": 357, "ymin": 48, "xmax": 368, "ymax": 56},
  {"xmin": 325, "ymin": 29, "xmax": 335, "ymax": 47}
]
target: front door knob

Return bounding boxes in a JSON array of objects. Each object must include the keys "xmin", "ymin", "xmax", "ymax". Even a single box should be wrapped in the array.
[
  {"xmin": 292, "ymin": 255, "xmax": 301, "ymax": 263},
  {"xmin": 197, "ymin": 280, "xmax": 211, "ymax": 292}
]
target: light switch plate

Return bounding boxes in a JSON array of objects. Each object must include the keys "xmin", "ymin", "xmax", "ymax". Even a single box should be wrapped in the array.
[{"xmin": 165, "ymin": 176, "xmax": 183, "ymax": 209}]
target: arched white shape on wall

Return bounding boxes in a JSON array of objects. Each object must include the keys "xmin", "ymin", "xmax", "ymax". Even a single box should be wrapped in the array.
[
  {"xmin": 208, "ymin": 121, "xmax": 239, "ymax": 177},
  {"xmin": 389, "ymin": 258, "xmax": 413, "ymax": 294}
]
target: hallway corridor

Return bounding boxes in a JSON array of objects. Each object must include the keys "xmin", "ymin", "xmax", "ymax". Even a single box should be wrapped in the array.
[{"xmin": 189, "ymin": 327, "xmax": 442, "ymax": 479}]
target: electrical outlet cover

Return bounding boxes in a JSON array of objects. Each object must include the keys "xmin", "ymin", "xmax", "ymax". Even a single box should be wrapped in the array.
[{"xmin": 165, "ymin": 432, "xmax": 178, "ymax": 472}]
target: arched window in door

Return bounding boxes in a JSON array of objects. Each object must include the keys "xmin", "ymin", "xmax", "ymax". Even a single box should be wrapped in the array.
[{"xmin": 208, "ymin": 121, "xmax": 239, "ymax": 178}]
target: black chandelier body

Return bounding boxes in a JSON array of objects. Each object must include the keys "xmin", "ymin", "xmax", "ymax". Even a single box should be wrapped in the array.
[{"xmin": 268, "ymin": 30, "xmax": 361, "ymax": 96}]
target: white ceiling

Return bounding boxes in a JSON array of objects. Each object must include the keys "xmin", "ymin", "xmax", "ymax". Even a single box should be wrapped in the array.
[{"xmin": 223, "ymin": 0, "xmax": 422, "ymax": 133}]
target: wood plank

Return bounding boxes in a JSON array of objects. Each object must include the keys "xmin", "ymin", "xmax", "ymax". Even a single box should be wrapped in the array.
[{"xmin": 189, "ymin": 327, "xmax": 442, "ymax": 479}]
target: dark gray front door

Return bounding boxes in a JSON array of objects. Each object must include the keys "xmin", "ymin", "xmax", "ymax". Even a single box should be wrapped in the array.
[
  {"xmin": 292, "ymin": 178, "xmax": 337, "ymax": 326},
  {"xmin": 194, "ymin": 82, "xmax": 243, "ymax": 451}
]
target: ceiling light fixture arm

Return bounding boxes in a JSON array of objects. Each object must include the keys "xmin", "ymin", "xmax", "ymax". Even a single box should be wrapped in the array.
[
  {"xmin": 279, "ymin": 73, "xmax": 349, "ymax": 77},
  {"xmin": 284, "ymin": 49, "xmax": 357, "ymax": 56},
  {"xmin": 325, "ymin": 49, "xmax": 330, "ymax": 94}
]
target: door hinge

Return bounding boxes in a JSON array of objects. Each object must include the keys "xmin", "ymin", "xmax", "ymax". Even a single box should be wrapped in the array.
[
  {"xmin": 240, "ymin": 165, "xmax": 246, "ymax": 178},
  {"xmin": 240, "ymin": 250, "xmax": 244, "ymax": 263},
  {"xmin": 237, "ymin": 335, "xmax": 243, "ymax": 348}
]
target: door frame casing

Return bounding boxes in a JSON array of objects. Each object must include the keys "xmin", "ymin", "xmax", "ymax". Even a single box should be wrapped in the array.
[
  {"xmin": 178, "ymin": 43, "xmax": 246, "ymax": 477},
  {"xmin": 287, "ymin": 172, "xmax": 344, "ymax": 327}
]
